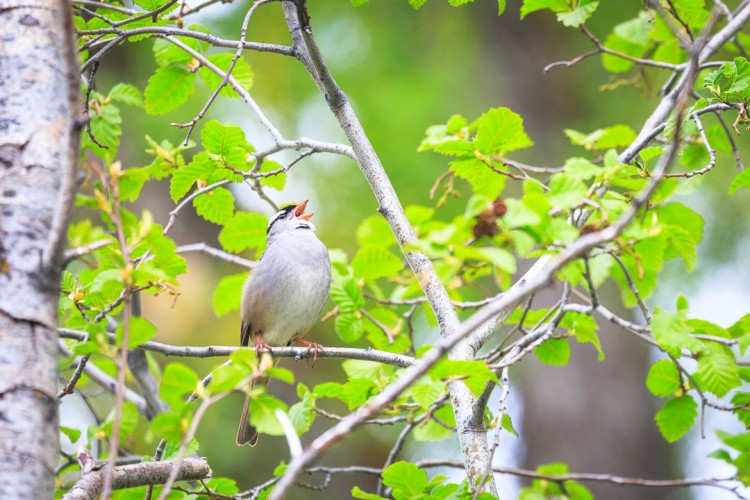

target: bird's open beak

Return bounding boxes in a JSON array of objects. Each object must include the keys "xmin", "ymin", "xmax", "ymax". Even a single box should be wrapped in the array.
[{"xmin": 293, "ymin": 200, "xmax": 314, "ymax": 221}]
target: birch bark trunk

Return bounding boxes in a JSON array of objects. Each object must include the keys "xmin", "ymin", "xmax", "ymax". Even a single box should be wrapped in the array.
[{"xmin": 0, "ymin": 0, "xmax": 80, "ymax": 496}]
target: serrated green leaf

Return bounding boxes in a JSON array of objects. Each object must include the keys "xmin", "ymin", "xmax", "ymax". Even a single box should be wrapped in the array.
[
  {"xmin": 144, "ymin": 66, "xmax": 196, "ymax": 115},
  {"xmin": 288, "ymin": 400, "xmax": 315, "ymax": 436},
  {"xmin": 646, "ymin": 360, "xmax": 681, "ymax": 397},
  {"xmin": 557, "ymin": 0, "xmax": 598, "ymax": 27},
  {"xmin": 119, "ymin": 167, "xmax": 149, "ymax": 202},
  {"xmin": 86, "ymin": 102, "xmax": 122, "ymax": 156},
  {"xmin": 352, "ymin": 246, "xmax": 403, "ymax": 280},
  {"xmin": 201, "ymin": 120, "xmax": 248, "ymax": 168},
  {"xmin": 116, "ymin": 316, "xmax": 157, "ymax": 349},
  {"xmin": 212, "ymin": 273, "xmax": 246, "ymax": 317},
  {"xmin": 218, "ymin": 212, "xmax": 267, "ymax": 254},
  {"xmin": 258, "ymin": 160, "xmax": 285, "ymax": 191},
  {"xmin": 655, "ymin": 395, "xmax": 697, "ymax": 442},
  {"xmin": 330, "ymin": 276, "xmax": 365, "ymax": 312},
  {"xmin": 450, "ymin": 158, "xmax": 505, "ymax": 199},
  {"xmin": 248, "ymin": 393, "xmax": 288, "ymax": 436},
  {"xmin": 547, "ymin": 174, "xmax": 587, "ymax": 209},
  {"xmin": 108, "ymin": 83, "xmax": 143, "ymax": 107},
  {"xmin": 169, "ymin": 155, "xmax": 217, "ymax": 202},
  {"xmin": 651, "ymin": 309, "xmax": 695, "ymax": 357},
  {"xmin": 564, "ymin": 157, "xmax": 601, "ymax": 180},
  {"xmin": 382, "ymin": 462, "xmax": 428, "ymax": 497},
  {"xmin": 535, "ymin": 338, "xmax": 570, "ymax": 366},
  {"xmin": 473, "ymin": 107, "xmax": 533, "ymax": 156},
  {"xmin": 193, "ymin": 187, "xmax": 235, "ymax": 225},
  {"xmin": 335, "ymin": 313, "xmax": 364, "ymax": 343},
  {"xmin": 697, "ymin": 344, "xmax": 740, "ymax": 398},
  {"xmin": 160, "ymin": 363, "xmax": 199, "ymax": 411},
  {"xmin": 664, "ymin": 226, "xmax": 696, "ymax": 271}
]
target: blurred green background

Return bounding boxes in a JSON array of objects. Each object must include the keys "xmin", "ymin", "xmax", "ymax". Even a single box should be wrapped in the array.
[{"xmin": 83, "ymin": 0, "xmax": 750, "ymax": 498}]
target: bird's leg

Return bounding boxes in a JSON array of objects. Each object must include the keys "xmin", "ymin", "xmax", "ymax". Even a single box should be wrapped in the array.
[
  {"xmin": 293, "ymin": 338, "xmax": 323, "ymax": 366},
  {"xmin": 254, "ymin": 333, "xmax": 274, "ymax": 358}
]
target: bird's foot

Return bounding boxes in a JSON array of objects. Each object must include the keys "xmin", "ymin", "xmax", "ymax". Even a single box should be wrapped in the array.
[
  {"xmin": 254, "ymin": 333, "xmax": 274, "ymax": 358},
  {"xmin": 293, "ymin": 338, "xmax": 323, "ymax": 366}
]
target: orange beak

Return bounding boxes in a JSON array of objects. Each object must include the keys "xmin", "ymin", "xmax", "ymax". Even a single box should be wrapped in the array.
[{"xmin": 293, "ymin": 200, "xmax": 314, "ymax": 221}]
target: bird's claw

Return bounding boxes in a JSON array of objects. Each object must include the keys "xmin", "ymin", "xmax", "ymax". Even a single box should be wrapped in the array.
[{"xmin": 293, "ymin": 338, "xmax": 323, "ymax": 367}]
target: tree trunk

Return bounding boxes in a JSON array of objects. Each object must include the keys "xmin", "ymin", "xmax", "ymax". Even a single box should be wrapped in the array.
[{"xmin": 0, "ymin": 0, "xmax": 80, "ymax": 496}]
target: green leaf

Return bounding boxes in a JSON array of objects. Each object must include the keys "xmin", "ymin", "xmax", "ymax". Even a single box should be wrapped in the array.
[
  {"xmin": 330, "ymin": 277, "xmax": 365, "ymax": 313},
  {"xmin": 288, "ymin": 399, "xmax": 315, "ymax": 436},
  {"xmin": 352, "ymin": 246, "xmax": 403, "ymax": 280},
  {"xmin": 212, "ymin": 272, "xmax": 246, "ymax": 317},
  {"xmin": 431, "ymin": 360, "xmax": 498, "ymax": 396},
  {"xmin": 248, "ymin": 394, "xmax": 288, "ymax": 436},
  {"xmin": 547, "ymin": 174, "xmax": 587, "ymax": 209},
  {"xmin": 117, "ymin": 316, "xmax": 158, "ymax": 349},
  {"xmin": 503, "ymin": 198, "xmax": 541, "ymax": 228},
  {"xmin": 193, "ymin": 187, "xmax": 235, "ymax": 225},
  {"xmin": 60, "ymin": 425, "xmax": 82, "ymax": 444},
  {"xmin": 564, "ymin": 157, "xmax": 600, "ymax": 180},
  {"xmin": 108, "ymin": 83, "xmax": 143, "ymax": 107},
  {"xmin": 453, "ymin": 246, "xmax": 516, "ymax": 273},
  {"xmin": 208, "ymin": 363, "xmax": 245, "ymax": 393},
  {"xmin": 502, "ymin": 413, "xmax": 518, "ymax": 437},
  {"xmin": 218, "ymin": 212, "xmax": 267, "ymax": 254},
  {"xmin": 86, "ymin": 102, "xmax": 122, "ymax": 156},
  {"xmin": 204, "ymin": 478, "xmax": 239, "ymax": 496},
  {"xmin": 520, "ymin": 0, "xmax": 568, "ymax": 18},
  {"xmin": 651, "ymin": 309, "xmax": 695, "ymax": 357},
  {"xmin": 382, "ymin": 462, "xmax": 428, "ymax": 497},
  {"xmin": 473, "ymin": 107, "xmax": 533, "ymax": 156},
  {"xmin": 597, "ymin": 124, "xmax": 635, "ymax": 149},
  {"xmin": 119, "ymin": 167, "xmax": 149, "ymax": 202},
  {"xmin": 655, "ymin": 395, "xmax": 697, "ymax": 443},
  {"xmin": 134, "ymin": 0, "xmax": 172, "ymax": 12},
  {"xmin": 199, "ymin": 53, "xmax": 254, "ymax": 98},
  {"xmin": 144, "ymin": 66, "xmax": 197, "ymax": 115},
  {"xmin": 351, "ymin": 487, "xmax": 386, "ymax": 500},
  {"xmin": 450, "ymin": 158, "xmax": 505, "ymax": 199},
  {"xmin": 663, "ymin": 226, "xmax": 696, "ymax": 271},
  {"xmin": 335, "ymin": 313, "xmax": 364, "ymax": 343},
  {"xmin": 557, "ymin": 0, "xmax": 598, "ymax": 27},
  {"xmin": 201, "ymin": 120, "xmax": 248, "ymax": 168},
  {"xmin": 160, "ymin": 363, "xmax": 199, "ymax": 410},
  {"xmin": 356, "ymin": 215, "xmax": 397, "ymax": 247},
  {"xmin": 169, "ymin": 155, "xmax": 217, "ymax": 202},
  {"xmin": 697, "ymin": 344, "xmax": 740, "ymax": 398},
  {"xmin": 534, "ymin": 338, "xmax": 570, "ymax": 366},
  {"xmin": 658, "ymin": 202, "xmax": 703, "ymax": 243},
  {"xmin": 646, "ymin": 360, "xmax": 681, "ymax": 397},
  {"xmin": 729, "ymin": 168, "xmax": 750, "ymax": 194},
  {"xmin": 258, "ymin": 160, "xmax": 285, "ymax": 191}
]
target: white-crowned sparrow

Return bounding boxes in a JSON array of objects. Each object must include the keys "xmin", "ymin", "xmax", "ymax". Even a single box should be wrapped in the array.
[{"xmin": 236, "ymin": 200, "xmax": 331, "ymax": 446}]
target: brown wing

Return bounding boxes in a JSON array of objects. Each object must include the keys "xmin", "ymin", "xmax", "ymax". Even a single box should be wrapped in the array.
[{"xmin": 240, "ymin": 322, "xmax": 253, "ymax": 347}]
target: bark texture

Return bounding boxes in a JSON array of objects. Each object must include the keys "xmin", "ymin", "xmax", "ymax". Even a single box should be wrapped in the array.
[{"xmin": 0, "ymin": 0, "xmax": 80, "ymax": 496}]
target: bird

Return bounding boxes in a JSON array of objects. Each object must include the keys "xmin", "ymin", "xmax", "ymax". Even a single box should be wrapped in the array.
[{"xmin": 236, "ymin": 200, "xmax": 331, "ymax": 446}]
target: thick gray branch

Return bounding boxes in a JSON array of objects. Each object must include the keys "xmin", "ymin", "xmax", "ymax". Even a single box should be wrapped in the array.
[{"xmin": 62, "ymin": 457, "xmax": 211, "ymax": 500}]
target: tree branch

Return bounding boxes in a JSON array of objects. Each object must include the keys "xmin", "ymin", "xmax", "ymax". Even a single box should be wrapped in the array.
[{"xmin": 62, "ymin": 457, "xmax": 211, "ymax": 500}]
